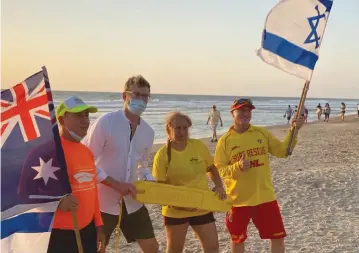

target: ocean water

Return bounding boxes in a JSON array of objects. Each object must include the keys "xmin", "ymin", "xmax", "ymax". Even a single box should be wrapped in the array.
[{"xmin": 53, "ymin": 91, "xmax": 358, "ymax": 144}]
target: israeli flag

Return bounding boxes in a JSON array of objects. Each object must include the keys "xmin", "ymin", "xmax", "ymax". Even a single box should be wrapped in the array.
[{"xmin": 257, "ymin": 0, "xmax": 333, "ymax": 80}]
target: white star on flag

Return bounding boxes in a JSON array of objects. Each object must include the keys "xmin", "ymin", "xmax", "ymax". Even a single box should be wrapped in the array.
[{"xmin": 32, "ymin": 158, "xmax": 60, "ymax": 185}]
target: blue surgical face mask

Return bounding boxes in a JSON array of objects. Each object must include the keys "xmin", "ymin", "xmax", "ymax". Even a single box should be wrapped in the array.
[{"xmin": 127, "ymin": 98, "xmax": 147, "ymax": 116}]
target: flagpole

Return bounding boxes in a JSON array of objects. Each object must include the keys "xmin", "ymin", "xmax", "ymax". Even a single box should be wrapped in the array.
[
  {"xmin": 71, "ymin": 211, "xmax": 84, "ymax": 253},
  {"xmin": 286, "ymin": 80, "xmax": 310, "ymax": 156}
]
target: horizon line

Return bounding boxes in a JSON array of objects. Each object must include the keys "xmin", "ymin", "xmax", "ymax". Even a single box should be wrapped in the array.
[{"xmin": 51, "ymin": 89, "xmax": 359, "ymax": 101}]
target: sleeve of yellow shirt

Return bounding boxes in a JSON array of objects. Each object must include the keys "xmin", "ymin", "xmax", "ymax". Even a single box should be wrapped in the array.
[
  {"xmin": 214, "ymin": 138, "xmax": 240, "ymax": 179},
  {"xmin": 152, "ymin": 147, "xmax": 168, "ymax": 182},
  {"xmin": 264, "ymin": 127, "xmax": 298, "ymax": 158}
]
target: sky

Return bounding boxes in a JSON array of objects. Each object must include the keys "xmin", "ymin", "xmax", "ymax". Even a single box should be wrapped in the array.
[{"xmin": 1, "ymin": 0, "xmax": 359, "ymax": 98}]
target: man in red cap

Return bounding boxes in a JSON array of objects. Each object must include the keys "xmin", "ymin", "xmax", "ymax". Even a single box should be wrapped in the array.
[{"xmin": 214, "ymin": 98, "xmax": 304, "ymax": 253}]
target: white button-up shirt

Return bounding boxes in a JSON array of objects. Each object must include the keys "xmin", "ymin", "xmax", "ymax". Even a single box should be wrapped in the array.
[{"xmin": 82, "ymin": 110, "xmax": 154, "ymax": 215}]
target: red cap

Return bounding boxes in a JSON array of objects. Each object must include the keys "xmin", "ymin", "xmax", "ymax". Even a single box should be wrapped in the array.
[{"xmin": 230, "ymin": 99, "xmax": 255, "ymax": 112}]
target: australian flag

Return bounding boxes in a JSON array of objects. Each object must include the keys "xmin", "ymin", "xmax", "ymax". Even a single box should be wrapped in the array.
[{"xmin": 1, "ymin": 67, "xmax": 71, "ymax": 253}]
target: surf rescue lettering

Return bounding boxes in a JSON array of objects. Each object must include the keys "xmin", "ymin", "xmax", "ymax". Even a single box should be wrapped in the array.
[{"xmin": 231, "ymin": 146, "xmax": 266, "ymax": 168}]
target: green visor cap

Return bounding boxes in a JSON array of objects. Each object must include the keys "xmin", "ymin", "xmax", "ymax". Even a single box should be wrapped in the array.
[{"xmin": 56, "ymin": 96, "xmax": 98, "ymax": 118}]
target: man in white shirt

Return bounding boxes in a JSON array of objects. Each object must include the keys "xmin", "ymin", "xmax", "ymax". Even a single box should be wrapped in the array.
[
  {"xmin": 206, "ymin": 105, "xmax": 223, "ymax": 142},
  {"xmin": 82, "ymin": 75, "xmax": 158, "ymax": 253}
]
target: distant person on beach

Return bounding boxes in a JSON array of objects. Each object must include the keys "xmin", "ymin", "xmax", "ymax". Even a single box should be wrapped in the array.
[
  {"xmin": 304, "ymin": 106, "xmax": 309, "ymax": 123},
  {"xmin": 214, "ymin": 98, "xmax": 304, "ymax": 253},
  {"xmin": 153, "ymin": 112, "xmax": 226, "ymax": 253},
  {"xmin": 283, "ymin": 105, "xmax": 293, "ymax": 124},
  {"xmin": 340, "ymin": 102, "xmax": 346, "ymax": 122},
  {"xmin": 292, "ymin": 105, "xmax": 305, "ymax": 124},
  {"xmin": 357, "ymin": 103, "xmax": 359, "ymax": 117},
  {"xmin": 324, "ymin": 103, "xmax": 331, "ymax": 122},
  {"xmin": 316, "ymin": 103, "xmax": 322, "ymax": 121},
  {"xmin": 82, "ymin": 75, "xmax": 159, "ymax": 253},
  {"xmin": 207, "ymin": 105, "xmax": 223, "ymax": 142},
  {"xmin": 294, "ymin": 105, "xmax": 305, "ymax": 117}
]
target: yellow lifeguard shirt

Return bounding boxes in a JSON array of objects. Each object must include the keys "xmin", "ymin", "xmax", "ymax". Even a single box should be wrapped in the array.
[
  {"xmin": 214, "ymin": 125, "xmax": 297, "ymax": 207},
  {"xmin": 152, "ymin": 139, "xmax": 214, "ymax": 218}
]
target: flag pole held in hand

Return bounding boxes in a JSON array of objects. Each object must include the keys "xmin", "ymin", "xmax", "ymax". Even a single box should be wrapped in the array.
[{"xmin": 286, "ymin": 80, "xmax": 310, "ymax": 155}]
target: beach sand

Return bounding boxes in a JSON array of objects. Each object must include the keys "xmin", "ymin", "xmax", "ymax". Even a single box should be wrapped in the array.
[{"xmin": 109, "ymin": 115, "xmax": 359, "ymax": 253}]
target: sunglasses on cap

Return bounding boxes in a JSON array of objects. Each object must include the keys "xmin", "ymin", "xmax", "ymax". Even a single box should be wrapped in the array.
[{"xmin": 231, "ymin": 98, "xmax": 255, "ymax": 111}]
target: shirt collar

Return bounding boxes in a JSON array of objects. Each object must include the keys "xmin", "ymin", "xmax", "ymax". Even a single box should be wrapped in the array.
[
  {"xmin": 120, "ymin": 110, "xmax": 141, "ymax": 125},
  {"xmin": 230, "ymin": 124, "xmax": 254, "ymax": 134}
]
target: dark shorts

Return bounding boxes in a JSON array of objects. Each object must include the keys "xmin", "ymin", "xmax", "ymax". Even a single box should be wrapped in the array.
[
  {"xmin": 163, "ymin": 212, "xmax": 215, "ymax": 226},
  {"xmin": 101, "ymin": 204, "xmax": 155, "ymax": 244},
  {"xmin": 286, "ymin": 116, "xmax": 291, "ymax": 121},
  {"xmin": 47, "ymin": 221, "xmax": 97, "ymax": 253},
  {"xmin": 226, "ymin": 201, "xmax": 286, "ymax": 243}
]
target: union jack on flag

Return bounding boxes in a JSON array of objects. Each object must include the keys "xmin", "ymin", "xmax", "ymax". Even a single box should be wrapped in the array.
[
  {"xmin": 1, "ymin": 67, "xmax": 71, "ymax": 253},
  {"xmin": 1, "ymin": 71, "xmax": 56, "ymax": 148}
]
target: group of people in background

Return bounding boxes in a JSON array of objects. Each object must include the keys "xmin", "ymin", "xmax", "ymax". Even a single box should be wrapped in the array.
[
  {"xmin": 207, "ymin": 100, "xmax": 359, "ymax": 142},
  {"xmin": 48, "ymin": 75, "xmax": 306, "ymax": 253},
  {"xmin": 315, "ymin": 102, "xmax": 352, "ymax": 122},
  {"xmin": 316, "ymin": 103, "xmax": 332, "ymax": 122},
  {"xmin": 284, "ymin": 101, "xmax": 359, "ymax": 125}
]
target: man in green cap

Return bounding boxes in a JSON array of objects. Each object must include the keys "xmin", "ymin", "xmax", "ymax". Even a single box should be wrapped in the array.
[
  {"xmin": 45, "ymin": 95, "xmax": 107, "ymax": 253},
  {"xmin": 48, "ymin": 96, "xmax": 137, "ymax": 253}
]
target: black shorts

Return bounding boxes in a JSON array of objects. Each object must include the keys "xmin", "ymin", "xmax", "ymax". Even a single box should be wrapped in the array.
[
  {"xmin": 163, "ymin": 212, "xmax": 215, "ymax": 226},
  {"xmin": 47, "ymin": 221, "xmax": 97, "ymax": 253},
  {"xmin": 287, "ymin": 116, "xmax": 291, "ymax": 121},
  {"xmin": 101, "ymin": 204, "xmax": 155, "ymax": 244}
]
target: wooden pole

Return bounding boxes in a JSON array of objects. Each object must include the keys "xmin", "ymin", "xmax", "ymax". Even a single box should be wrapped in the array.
[
  {"xmin": 71, "ymin": 211, "xmax": 84, "ymax": 253},
  {"xmin": 286, "ymin": 80, "xmax": 310, "ymax": 156}
]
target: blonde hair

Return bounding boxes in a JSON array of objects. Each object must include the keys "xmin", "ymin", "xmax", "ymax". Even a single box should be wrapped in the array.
[
  {"xmin": 165, "ymin": 111, "xmax": 192, "ymax": 145},
  {"xmin": 124, "ymin": 75, "xmax": 151, "ymax": 92},
  {"xmin": 165, "ymin": 112, "xmax": 192, "ymax": 164}
]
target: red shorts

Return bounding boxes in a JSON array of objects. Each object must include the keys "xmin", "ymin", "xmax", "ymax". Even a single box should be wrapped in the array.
[{"xmin": 226, "ymin": 201, "xmax": 286, "ymax": 243}]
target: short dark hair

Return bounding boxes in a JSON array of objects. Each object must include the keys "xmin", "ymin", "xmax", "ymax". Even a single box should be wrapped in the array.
[{"xmin": 124, "ymin": 75, "xmax": 151, "ymax": 92}]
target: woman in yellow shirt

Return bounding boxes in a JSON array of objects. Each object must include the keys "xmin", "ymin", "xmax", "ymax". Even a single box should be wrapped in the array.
[{"xmin": 153, "ymin": 112, "xmax": 225, "ymax": 253}]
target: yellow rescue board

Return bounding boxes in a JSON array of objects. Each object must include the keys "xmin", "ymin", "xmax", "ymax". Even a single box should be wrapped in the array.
[{"xmin": 134, "ymin": 181, "xmax": 232, "ymax": 213}]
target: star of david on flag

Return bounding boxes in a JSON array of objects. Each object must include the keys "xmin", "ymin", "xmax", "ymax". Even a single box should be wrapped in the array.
[
  {"xmin": 1, "ymin": 67, "xmax": 71, "ymax": 253},
  {"xmin": 257, "ymin": 0, "xmax": 334, "ymax": 80}
]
